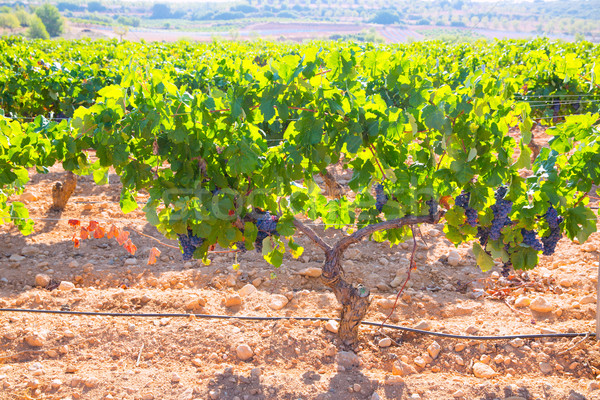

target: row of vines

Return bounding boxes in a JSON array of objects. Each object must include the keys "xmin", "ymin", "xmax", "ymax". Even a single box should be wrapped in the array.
[{"xmin": 1, "ymin": 37, "xmax": 599, "ymax": 343}]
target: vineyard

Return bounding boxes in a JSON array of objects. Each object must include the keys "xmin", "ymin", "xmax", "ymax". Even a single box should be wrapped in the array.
[{"xmin": 0, "ymin": 37, "xmax": 600, "ymax": 399}]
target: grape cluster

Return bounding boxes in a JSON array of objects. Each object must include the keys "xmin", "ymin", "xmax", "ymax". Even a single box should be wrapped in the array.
[
  {"xmin": 477, "ymin": 226, "xmax": 490, "ymax": 247},
  {"xmin": 254, "ymin": 212, "xmax": 279, "ymax": 253},
  {"xmin": 426, "ymin": 199, "xmax": 438, "ymax": 219},
  {"xmin": 374, "ymin": 184, "xmax": 388, "ymax": 212},
  {"xmin": 541, "ymin": 205, "xmax": 563, "ymax": 255},
  {"xmin": 177, "ymin": 229, "xmax": 204, "ymax": 261},
  {"xmin": 521, "ymin": 229, "xmax": 543, "ymax": 251},
  {"xmin": 489, "ymin": 187, "xmax": 512, "ymax": 241},
  {"xmin": 455, "ymin": 192, "xmax": 477, "ymax": 227}
]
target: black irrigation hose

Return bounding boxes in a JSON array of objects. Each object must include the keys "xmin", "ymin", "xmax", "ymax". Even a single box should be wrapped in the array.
[{"xmin": 0, "ymin": 308, "xmax": 595, "ymax": 341}]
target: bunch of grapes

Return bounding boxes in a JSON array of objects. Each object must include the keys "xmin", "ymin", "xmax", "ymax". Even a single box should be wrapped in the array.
[
  {"xmin": 477, "ymin": 226, "xmax": 490, "ymax": 247},
  {"xmin": 426, "ymin": 199, "xmax": 438, "ymax": 219},
  {"xmin": 254, "ymin": 212, "xmax": 279, "ymax": 253},
  {"xmin": 177, "ymin": 229, "xmax": 205, "ymax": 261},
  {"xmin": 489, "ymin": 186, "xmax": 512, "ymax": 241},
  {"xmin": 541, "ymin": 205, "xmax": 563, "ymax": 255},
  {"xmin": 374, "ymin": 184, "xmax": 388, "ymax": 213},
  {"xmin": 521, "ymin": 229, "xmax": 543, "ymax": 251},
  {"xmin": 455, "ymin": 192, "xmax": 477, "ymax": 227}
]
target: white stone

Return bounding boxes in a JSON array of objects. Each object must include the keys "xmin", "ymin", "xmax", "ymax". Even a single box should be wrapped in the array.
[
  {"xmin": 124, "ymin": 258, "xmax": 137, "ymax": 266},
  {"xmin": 582, "ymin": 242, "xmax": 597, "ymax": 252},
  {"xmin": 580, "ymin": 295, "xmax": 596, "ymax": 305},
  {"xmin": 325, "ymin": 320, "xmax": 339, "ymax": 334},
  {"xmin": 414, "ymin": 320, "xmax": 431, "ymax": 330},
  {"xmin": 9, "ymin": 254, "xmax": 25, "ymax": 262},
  {"xmin": 378, "ymin": 338, "xmax": 392, "ymax": 348},
  {"xmin": 238, "ymin": 284, "xmax": 257, "ymax": 297},
  {"xmin": 472, "ymin": 362, "xmax": 499, "ymax": 378},
  {"xmin": 427, "ymin": 341, "xmax": 441, "ymax": 359},
  {"xmin": 58, "ymin": 281, "xmax": 75, "ymax": 291},
  {"xmin": 225, "ymin": 294, "xmax": 242, "ymax": 307},
  {"xmin": 236, "ymin": 344, "xmax": 253, "ymax": 361},
  {"xmin": 510, "ymin": 338, "xmax": 525, "ymax": 348},
  {"xmin": 447, "ymin": 250, "xmax": 462, "ymax": 266},
  {"xmin": 268, "ymin": 294, "xmax": 289, "ymax": 310},
  {"xmin": 35, "ymin": 274, "xmax": 51, "ymax": 287},
  {"xmin": 171, "ymin": 373, "xmax": 181, "ymax": 383},
  {"xmin": 539, "ymin": 362, "xmax": 553, "ymax": 374},
  {"xmin": 529, "ymin": 297, "xmax": 554, "ymax": 313},
  {"xmin": 21, "ymin": 246, "xmax": 38, "ymax": 256},
  {"xmin": 298, "ymin": 267, "xmax": 322, "ymax": 278},
  {"xmin": 336, "ymin": 351, "xmax": 360, "ymax": 369},
  {"xmin": 514, "ymin": 296, "xmax": 531, "ymax": 308},
  {"xmin": 413, "ymin": 356, "xmax": 427, "ymax": 368}
]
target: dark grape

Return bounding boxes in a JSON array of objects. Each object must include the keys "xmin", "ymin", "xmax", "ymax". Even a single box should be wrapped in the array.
[
  {"xmin": 489, "ymin": 187, "xmax": 512, "ymax": 241},
  {"xmin": 541, "ymin": 205, "xmax": 562, "ymax": 255},
  {"xmin": 501, "ymin": 261, "xmax": 512, "ymax": 277},
  {"xmin": 477, "ymin": 226, "xmax": 490, "ymax": 247},
  {"xmin": 552, "ymin": 100, "xmax": 560, "ymax": 114},
  {"xmin": 521, "ymin": 229, "xmax": 543, "ymax": 251},
  {"xmin": 426, "ymin": 199, "xmax": 438, "ymax": 219},
  {"xmin": 455, "ymin": 192, "xmax": 478, "ymax": 226},
  {"xmin": 374, "ymin": 184, "xmax": 388, "ymax": 212},
  {"xmin": 177, "ymin": 229, "xmax": 204, "ymax": 261},
  {"xmin": 254, "ymin": 212, "xmax": 279, "ymax": 253}
]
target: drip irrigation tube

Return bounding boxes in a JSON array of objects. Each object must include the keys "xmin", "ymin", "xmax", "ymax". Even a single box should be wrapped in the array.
[{"xmin": 0, "ymin": 308, "xmax": 594, "ymax": 341}]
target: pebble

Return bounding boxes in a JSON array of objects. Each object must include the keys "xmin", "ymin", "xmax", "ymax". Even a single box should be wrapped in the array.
[
  {"xmin": 472, "ymin": 362, "xmax": 499, "ymax": 378},
  {"xmin": 124, "ymin": 258, "xmax": 137, "ymax": 266},
  {"xmin": 298, "ymin": 267, "xmax": 322, "ymax": 278},
  {"xmin": 414, "ymin": 320, "xmax": 431, "ymax": 330},
  {"xmin": 510, "ymin": 338, "xmax": 525, "ymax": 348},
  {"xmin": 454, "ymin": 343, "xmax": 466, "ymax": 352},
  {"xmin": 371, "ymin": 392, "xmax": 382, "ymax": 400},
  {"xmin": 353, "ymin": 383, "xmax": 361, "ymax": 393},
  {"xmin": 171, "ymin": 373, "xmax": 181, "ymax": 383},
  {"xmin": 392, "ymin": 360, "xmax": 416, "ymax": 376},
  {"xmin": 447, "ymin": 250, "xmax": 461, "ymax": 266},
  {"xmin": 325, "ymin": 320, "xmax": 339, "ymax": 334},
  {"xmin": 582, "ymin": 242, "xmax": 597, "ymax": 252},
  {"xmin": 225, "ymin": 294, "xmax": 242, "ymax": 307},
  {"xmin": 589, "ymin": 381, "xmax": 600, "ymax": 391},
  {"xmin": 239, "ymin": 284, "xmax": 257, "ymax": 297},
  {"xmin": 21, "ymin": 246, "xmax": 38, "ymax": 256},
  {"xmin": 25, "ymin": 331, "xmax": 47, "ymax": 347},
  {"xmin": 529, "ymin": 297, "xmax": 554, "ymax": 313},
  {"xmin": 466, "ymin": 325, "xmax": 479, "ymax": 335},
  {"xmin": 413, "ymin": 356, "xmax": 427, "ymax": 368},
  {"xmin": 580, "ymin": 295, "xmax": 596, "ymax": 305},
  {"xmin": 559, "ymin": 277, "xmax": 574, "ymax": 287},
  {"xmin": 480, "ymin": 354, "xmax": 491, "ymax": 364},
  {"xmin": 567, "ymin": 391, "xmax": 586, "ymax": 400},
  {"xmin": 35, "ymin": 274, "xmax": 51, "ymax": 287},
  {"xmin": 268, "ymin": 294, "xmax": 289, "ymax": 310},
  {"xmin": 427, "ymin": 341, "xmax": 441, "ymax": 359},
  {"xmin": 58, "ymin": 281, "xmax": 75, "ymax": 291},
  {"xmin": 236, "ymin": 344, "xmax": 254, "ymax": 361},
  {"xmin": 539, "ymin": 362, "xmax": 553, "ymax": 374},
  {"xmin": 50, "ymin": 379, "xmax": 62, "ymax": 390},
  {"xmin": 191, "ymin": 358, "xmax": 202, "ymax": 367},
  {"xmin": 378, "ymin": 338, "xmax": 392, "ymax": 348},
  {"xmin": 453, "ymin": 390, "xmax": 465, "ymax": 398},
  {"xmin": 337, "ymin": 351, "xmax": 360, "ymax": 369},
  {"xmin": 390, "ymin": 275, "xmax": 406, "ymax": 288},
  {"xmin": 514, "ymin": 296, "xmax": 531, "ymax": 308},
  {"xmin": 10, "ymin": 254, "xmax": 25, "ymax": 262}
]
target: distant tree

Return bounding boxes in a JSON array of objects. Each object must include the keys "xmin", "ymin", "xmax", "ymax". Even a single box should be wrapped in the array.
[
  {"xmin": 57, "ymin": 2, "xmax": 83, "ymax": 12},
  {"xmin": 0, "ymin": 13, "xmax": 20, "ymax": 30},
  {"xmin": 369, "ymin": 10, "xmax": 400, "ymax": 25},
  {"xmin": 88, "ymin": 1, "xmax": 107, "ymax": 13},
  {"xmin": 230, "ymin": 4, "xmax": 258, "ymax": 14},
  {"xmin": 35, "ymin": 3, "xmax": 64, "ymax": 37},
  {"xmin": 27, "ymin": 15, "xmax": 49, "ymax": 39},
  {"xmin": 212, "ymin": 11, "xmax": 244, "ymax": 20},
  {"xmin": 15, "ymin": 8, "xmax": 31, "ymax": 26},
  {"xmin": 150, "ymin": 3, "xmax": 171, "ymax": 19}
]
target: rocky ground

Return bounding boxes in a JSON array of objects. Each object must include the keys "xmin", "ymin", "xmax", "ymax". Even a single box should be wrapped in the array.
[{"xmin": 0, "ymin": 158, "xmax": 599, "ymax": 400}]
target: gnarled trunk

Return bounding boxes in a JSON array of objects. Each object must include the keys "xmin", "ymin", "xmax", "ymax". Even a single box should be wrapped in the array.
[
  {"xmin": 319, "ymin": 170, "xmax": 343, "ymax": 199},
  {"xmin": 322, "ymin": 249, "xmax": 370, "ymax": 345},
  {"xmin": 51, "ymin": 171, "xmax": 77, "ymax": 211}
]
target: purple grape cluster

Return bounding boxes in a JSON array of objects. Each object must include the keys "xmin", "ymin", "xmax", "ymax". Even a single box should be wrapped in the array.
[
  {"xmin": 489, "ymin": 187, "xmax": 512, "ymax": 241},
  {"xmin": 521, "ymin": 229, "xmax": 543, "ymax": 251},
  {"xmin": 541, "ymin": 205, "xmax": 563, "ymax": 255},
  {"xmin": 254, "ymin": 212, "xmax": 279, "ymax": 253},
  {"xmin": 374, "ymin": 184, "xmax": 388, "ymax": 212},
  {"xmin": 477, "ymin": 226, "xmax": 490, "ymax": 247},
  {"xmin": 426, "ymin": 199, "xmax": 438, "ymax": 219},
  {"xmin": 177, "ymin": 229, "xmax": 205, "ymax": 261},
  {"xmin": 455, "ymin": 192, "xmax": 477, "ymax": 227}
]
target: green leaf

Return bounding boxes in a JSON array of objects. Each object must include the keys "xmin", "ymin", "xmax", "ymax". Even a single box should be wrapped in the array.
[
  {"xmin": 564, "ymin": 205, "xmax": 597, "ymax": 243},
  {"xmin": 473, "ymin": 242, "xmax": 495, "ymax": 272},
  {"xmin": 97, "ymin": 85, "xmax": 123, "ymax": 99},
  {"xmin": 120, "ymin": 189, "xmax": 138, "ymax": 214}
]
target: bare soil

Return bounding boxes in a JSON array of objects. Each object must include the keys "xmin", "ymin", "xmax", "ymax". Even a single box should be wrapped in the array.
[{"xmin": 1, "ymin": 146, "xmax": 600, "ymax": 399}]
